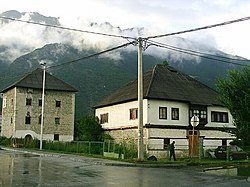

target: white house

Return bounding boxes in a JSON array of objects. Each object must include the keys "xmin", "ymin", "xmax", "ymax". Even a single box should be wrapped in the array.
[
  {"xmin": 1, "ymin": 68, "xmax": 77, "ymax": 142},
  {"xmin": 95, "ymin": 64, "xmax": 235, "ymax": 158}
]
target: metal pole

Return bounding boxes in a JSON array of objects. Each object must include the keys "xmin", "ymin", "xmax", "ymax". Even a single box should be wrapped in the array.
[
  {"xmin": 40, "ymin": 62, "xmax": 46, "ymax": 150},
  {"xmin": 192, "ymin": 126, "xmax": 194, "ymax": 158},
  {"xmin": 137, "ymin": 37, "xmax": 144, "ymax": 160}
]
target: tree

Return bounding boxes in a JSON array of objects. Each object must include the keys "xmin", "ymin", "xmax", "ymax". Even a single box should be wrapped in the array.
[
  {"xmin": 74, "ymin": 115, "xmax": 103, "ymax": 141},
  {"xmin": 216, "ymin": 66, "xmax": 250, "ymax": 146},
  {"xmin": 162, "ymin": 60, "xmax": 170, "ymax": 66}
]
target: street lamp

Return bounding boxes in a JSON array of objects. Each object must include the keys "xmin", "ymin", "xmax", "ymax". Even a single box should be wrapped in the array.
[
  {"xmin": 190, "ymin": 115, "xmax": 199, "ymax": 157},
  {"xmin": 39, "ymin": 61, "xmax": 46, "ymax": 150}
]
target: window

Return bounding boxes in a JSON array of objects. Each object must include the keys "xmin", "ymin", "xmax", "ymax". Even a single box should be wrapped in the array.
[
  {"xmin": 100, "ymin": 113, "xmax": 108, "ymax": 124},
  {"xmin": 222, "ymin": 139, "xmax": 227, "ymax": 146},
  {"xmin": 56, "ymin": 101, "xmax": 61, "ymax": 107},
  {"xmin": 189, "ymin": 106, "xmax": 207, "ymax": 125},
  {"xmin": 164, "ymin": 138, "xmax": 170, "ymax": 149},
  {"xmin": 130, "ymin": 108, "xmax": 138, "ymax": 120},
  {"xmin": 26, "ymin": 98, "xmax": 32, "ymax": 106},
  {"xmin": 3, "ymin": 97, "xmax": 6, "ymax": 108},
  {"xmin": 39, "ymin": 115, "xmax": 42, "ymax": 124},
  {"xmin": 55, "ymin": 117, "xmax": 60, "ymax": 125},
  {"xmin": 171, "ymin": 108, "xmax": 179, "ymax": 120},
  {"xmin": 54, "ymin": 134, "xmax": 59, "ymax": 141},
  {"xmin": 159, "ymin": 107, "xmax": 167, "ymax": 119},
  {"xmin": 38, "ymin": 99, "xmax": 42, "ymax": 107},
  {"xmin": 25, "ymin": 112, "xmax": 31, "ymax": 124},
  {"xmin": 211, "ymin": 111, "xmax": 229, "ymax": 123}
]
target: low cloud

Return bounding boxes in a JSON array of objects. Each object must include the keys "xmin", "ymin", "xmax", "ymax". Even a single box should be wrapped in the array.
[{"xmin": 0, "ymin": 11, "xmax": 223, "ymax": 64}]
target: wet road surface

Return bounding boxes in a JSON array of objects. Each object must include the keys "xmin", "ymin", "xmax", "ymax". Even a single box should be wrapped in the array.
[{"xmin": 0, "ymin": 149, "xmax": 249, "ymax": 187}]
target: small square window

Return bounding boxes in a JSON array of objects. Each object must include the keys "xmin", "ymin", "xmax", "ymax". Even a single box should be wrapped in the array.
[
  {"xmin": 26, "ymin": 98, "xmax": 32, "ymax": 106},
  {"xmin": 100, "ymin": 113, "xmax": 108, "ymax": 124},
  {"xmin": 56, "ymin": 101, "xmax": 61, "ymax": 107},
  {"xmin": 55, "ymin": 117, "xmax": 60, "ymax": 125}
]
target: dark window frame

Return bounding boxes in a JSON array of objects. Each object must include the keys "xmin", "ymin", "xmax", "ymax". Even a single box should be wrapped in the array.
[
  {"xmin": 55, "ymin": 117, "xmax": 60, "ymax": 125},
  {"xmin": 171, "ymin": 108, "xmax": 179, "ymax": 120},
  {"xmin": 26, "ymin": 98, "xmax": 32, "ymax": 106},
  {"xmin": 100, "ymin": 113, "xmax": 109, "ymax": 124},
  {"xmin": 129, "ymin": 108, "xmax": 138, "ymax": 120},
  {"xmin": 159, "ymin": 107, "xmax": 167, "ymax": 119},
  {"xmin": 189, "ymin": 105, "xmax": 207, "ymax": 125},
  {"xmin": 39, "ymin": 114, "xmax": 42, "ymax": 124},
  {"xmin": 211, "ymin": 111, "xmax": 229, "ymax": 123},
  {"xmin": 56, "ymin": 100, "xmax": 61, "ymax": 107},
  {"xmin": 25, "ymin": 112, "xmax": 31, "ymax": 124},
  {"xmin": 54, "ymin": 134, "xmax": 59, "ymax": 141},
  {"xmin": 38, "ymin": 99, "xmax": 42, "ymax": 107}
]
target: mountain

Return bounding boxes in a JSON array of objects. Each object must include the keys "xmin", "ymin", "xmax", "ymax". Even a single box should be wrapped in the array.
[
  {"xmin": 0, "ymin": 10, "xmax": 249, "ymax": 119},
  {"xmin": 0, "ymin": 10, "xmax": 60, "ymax": 25}
]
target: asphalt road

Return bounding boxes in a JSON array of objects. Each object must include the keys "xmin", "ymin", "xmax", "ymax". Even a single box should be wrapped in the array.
[{"xmin": 0, "ymin": 149, "xmax": 249, "ymax": 187}]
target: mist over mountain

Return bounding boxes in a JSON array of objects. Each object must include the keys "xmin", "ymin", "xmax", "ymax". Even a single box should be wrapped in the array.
[{"xmin": 0, "ymin": 10, "xmax": 248, "ymax": 118}]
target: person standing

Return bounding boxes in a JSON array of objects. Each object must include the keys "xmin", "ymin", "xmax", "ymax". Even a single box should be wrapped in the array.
[{"xmin": 169, "ymin": 141, "xmax": 176, "ymax": 161}]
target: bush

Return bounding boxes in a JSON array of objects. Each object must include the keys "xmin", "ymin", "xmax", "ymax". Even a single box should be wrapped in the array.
[{"xmin": 0, "ymin": 136, "xmax": 12, "ymax": 146}]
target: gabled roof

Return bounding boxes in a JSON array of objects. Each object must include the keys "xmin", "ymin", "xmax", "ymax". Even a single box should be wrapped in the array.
[
  {"xmin": 1, "ymin": 68, "xmax": 77, "ymax": 93},
  {"xmin": 95, "ymin": 64, "xmax": 222, "ymax": 108}
]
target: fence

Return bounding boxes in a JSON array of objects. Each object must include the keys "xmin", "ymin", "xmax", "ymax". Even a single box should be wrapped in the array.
[
  {"xmin": 0, "ymin": 137, "xmax": 249, "ymax": 161},
  {"xmin": 0, "ymin": 137, "xmax": 135, "ymax": 159}
]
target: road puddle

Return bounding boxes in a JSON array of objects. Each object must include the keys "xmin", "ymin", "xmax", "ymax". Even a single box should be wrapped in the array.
[{"xmin": 203, "ymin": 166, "xmax": 250, "ymax": 179}]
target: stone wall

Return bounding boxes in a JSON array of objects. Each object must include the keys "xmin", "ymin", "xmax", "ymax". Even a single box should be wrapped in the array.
[{"xmin": 1, "ymin": 87, "xmax": 75, "ymax": 141}]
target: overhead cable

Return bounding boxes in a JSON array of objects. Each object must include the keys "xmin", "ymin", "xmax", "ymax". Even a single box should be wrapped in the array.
[
  {"xmin": 0, "ymin": 16, "xmax": 136, "ymax": 40},
  {"xmin": 47, "ymin": 41, "xmax": 136, "ymax": 70},
  {"xmin": 147, "ymin": 16, "xmax": 250, "ymax": 39},
  {"xmin": 148, "ymin": 40, "xmax": 250, "ymax": 62},
  {"xmin": 148, "ymin": 41, "xmax": 247, "ymax": 67}
]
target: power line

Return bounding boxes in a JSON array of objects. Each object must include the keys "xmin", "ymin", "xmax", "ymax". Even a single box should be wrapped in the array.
[
  {"xmin": 148, "ymin": 40, "xmax": 248, "ymax": 67},
  {"xmin": 47, "ymin": 41, "xmax": 136, "ymax": 70},
  {"xmin": 148, "ymin": 40, "xmax": 250, "ymax": 62},
  {"xmin": 0, "ymin": 16, "xmax": 136, "ymax": 40},
  {"xmin": 147, "ymin": 16, "xmax": 250, "ymax": 39}
]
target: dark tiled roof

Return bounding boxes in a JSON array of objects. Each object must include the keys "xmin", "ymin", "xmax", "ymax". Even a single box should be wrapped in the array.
[
  {"xmin": 1, "ymin": 68, "xmax": 77, "ymax": 93},
  {"xmin": 95, "ymin": 64, "xmax": 222, "ymax": 108}
]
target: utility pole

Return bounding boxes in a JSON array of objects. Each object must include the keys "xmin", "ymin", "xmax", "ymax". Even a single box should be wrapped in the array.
[
  {"xmin": 40, "ymin": 61, "xmax": 46, "ymax": 150},
  {"xmin": 137, "ymin": 37, "xmax": 144, "ymax": 160}
]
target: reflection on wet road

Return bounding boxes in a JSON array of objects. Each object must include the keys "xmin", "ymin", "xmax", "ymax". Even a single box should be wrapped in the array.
[{"xmin": 0, "ymin": 150, "xmax": 249, "ymax": 187}]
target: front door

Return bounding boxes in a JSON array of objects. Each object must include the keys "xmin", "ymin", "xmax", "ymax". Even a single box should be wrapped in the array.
[{"xmin": 188, "ymin": 130, "xmax": 199, "ymax": 157}]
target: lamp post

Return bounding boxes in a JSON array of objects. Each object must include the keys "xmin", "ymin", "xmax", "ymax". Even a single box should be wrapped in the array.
[
  {"xmin": 190, "ymin": 115, "xmax": 199, "ymax": 157},
  {"xmin": 40, "ymin": 61, "xmax": 46, "ymax": 150}
]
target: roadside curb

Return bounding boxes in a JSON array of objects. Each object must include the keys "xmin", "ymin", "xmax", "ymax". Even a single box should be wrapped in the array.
[{"xmin": 1, "ymin": 146, "xmax": 188, "ymax": 168}]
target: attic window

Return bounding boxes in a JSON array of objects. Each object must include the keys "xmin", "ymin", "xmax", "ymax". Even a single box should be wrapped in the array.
[
  {"xmin": 130, "ymin": 108, "xmax": 138, "ymax": 120},
  {"xmin": 100, "ymin": 113, "xmax": 109, "ymax": 124}
]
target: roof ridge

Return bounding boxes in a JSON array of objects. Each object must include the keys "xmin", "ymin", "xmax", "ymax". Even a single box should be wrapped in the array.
[{"xmin": 145, "ymin": 64, "xmax": 158, "ymax": 97}]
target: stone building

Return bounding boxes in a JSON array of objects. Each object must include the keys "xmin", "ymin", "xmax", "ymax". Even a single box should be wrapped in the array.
[
  {"xmin": 1, "ymin": 68, "xmax": 77, "ymax": 141},
  {"xmin": 95, "ymin": 64, "xmax": 235, "ymax": 158}
]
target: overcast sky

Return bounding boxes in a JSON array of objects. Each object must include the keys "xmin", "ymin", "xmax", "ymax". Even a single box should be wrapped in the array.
[{"xmin": 1, "ymin": 0, "xmax": 250, "ymax": 59}]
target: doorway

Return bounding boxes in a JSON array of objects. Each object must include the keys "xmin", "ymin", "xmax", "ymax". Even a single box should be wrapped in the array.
[{"xmin": 188, "ymin": 130, "xmax": 199, "ymax": 157}]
